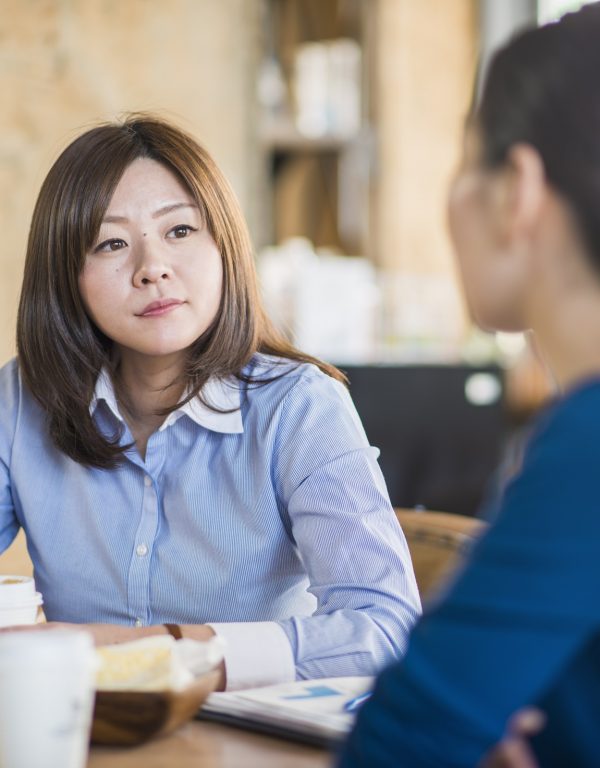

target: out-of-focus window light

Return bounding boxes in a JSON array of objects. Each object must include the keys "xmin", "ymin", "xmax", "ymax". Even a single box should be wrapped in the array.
[
  {"xmin": 495, "ymin": 332, "xmax": 527, "ymax": 359},
  {"xmin": 538, "ymin": 0, "xmax": 594, "ymax": 24}
]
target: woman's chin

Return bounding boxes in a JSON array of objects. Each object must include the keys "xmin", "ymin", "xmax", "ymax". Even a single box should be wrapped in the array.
[{"xmin": 472, "ymin": 308, "xmax": 527, "ymax": 336}]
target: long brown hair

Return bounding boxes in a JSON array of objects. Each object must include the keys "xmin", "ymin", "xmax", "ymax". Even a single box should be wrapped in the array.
[{"xmin": 17, "ymin": 114, "xmax": 345, "ymax": 468}]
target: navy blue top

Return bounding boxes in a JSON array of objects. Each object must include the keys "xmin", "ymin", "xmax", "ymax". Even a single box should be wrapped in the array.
[{"xmin": 339, "ymin": 378, "xmax": 600, "ymax": 767}]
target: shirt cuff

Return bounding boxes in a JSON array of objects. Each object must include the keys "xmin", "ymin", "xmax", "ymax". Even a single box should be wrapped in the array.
[{"xmin": 207, "ymin": 621, "xmax": 296, "ymax": 691}]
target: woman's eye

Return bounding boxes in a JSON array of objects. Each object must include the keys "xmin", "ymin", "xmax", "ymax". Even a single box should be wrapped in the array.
[
  {"xmin": 94, "ymin": 238, "xmax": 127, "ymax": 253},
  {"xmin": 168, "ymin": 225, "xmax": 196, "ymax": 239}
]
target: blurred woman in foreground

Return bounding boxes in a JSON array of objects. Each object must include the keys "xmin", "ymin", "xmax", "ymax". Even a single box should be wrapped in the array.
[{"xmin": 339, "ymin": 4, "xmax": 600, "ymax": 766}]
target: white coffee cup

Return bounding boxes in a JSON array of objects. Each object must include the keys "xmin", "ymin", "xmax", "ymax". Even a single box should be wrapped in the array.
[
  {"xmin": 0, "ymin": 629, "xmax": 98, "ymax": 768},
  {"xmin": 0, "ymin": 575, "xmax": 43, "ymax": 627}
]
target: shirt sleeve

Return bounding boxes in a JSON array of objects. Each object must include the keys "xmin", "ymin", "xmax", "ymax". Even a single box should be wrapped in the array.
[
  {"xmin": 338, "ymin": 390, "xmax": 600, "ymax": 767},
  {"xmin": 271, "ymin": 370, "xmax": 422, "ymax": 681},
  {"xmin": 206, "ymin": 620, "xmax": 295, "ymax": 690}
]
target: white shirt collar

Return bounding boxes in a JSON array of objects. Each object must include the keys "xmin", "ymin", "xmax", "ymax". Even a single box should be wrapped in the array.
[{"xmin": 89, "ymin": 368, "xmax": 243, "ymax": 434}]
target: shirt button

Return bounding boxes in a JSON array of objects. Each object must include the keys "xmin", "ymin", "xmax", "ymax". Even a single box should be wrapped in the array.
[
  {"xmin": 144, "ymin": 475, "xmax": 152, "ymax": 487},
  {"xmin": 134, "ymin": 618, "xmax": 143, "ymax": 628},
  {"xmin": 136, "ymin": 543, "xmax": 148, "ymax": 557}
]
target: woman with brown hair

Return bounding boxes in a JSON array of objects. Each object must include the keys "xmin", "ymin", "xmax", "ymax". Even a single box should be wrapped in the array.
[{"xmin": 0, "ymin": 115, "xmax": 420, "ymax": 690}]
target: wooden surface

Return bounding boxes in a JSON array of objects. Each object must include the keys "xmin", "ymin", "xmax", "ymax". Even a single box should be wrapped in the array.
[{"xmin": 88, "ymin": 719, "xmax": 333, "ymax": 768}]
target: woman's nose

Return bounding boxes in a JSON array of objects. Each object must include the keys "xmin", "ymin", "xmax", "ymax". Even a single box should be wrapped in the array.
[{"xmin": 132, "ymin": 239, "xmax": 173, "ymax": 287}]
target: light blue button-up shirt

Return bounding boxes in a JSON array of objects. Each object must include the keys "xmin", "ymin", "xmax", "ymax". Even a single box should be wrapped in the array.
[{"xmin": 0, "ymin": 355, "xmax": 420, "ymax": 688}]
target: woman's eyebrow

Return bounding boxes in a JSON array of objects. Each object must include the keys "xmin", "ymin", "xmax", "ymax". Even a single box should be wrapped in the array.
[
  {"xmin": 152, "ymin": 202, "xmax": 198, "ymax": 219},
  {"xmin": 102, "ymin": 202, "xmax": 199, "ymax": 224}
]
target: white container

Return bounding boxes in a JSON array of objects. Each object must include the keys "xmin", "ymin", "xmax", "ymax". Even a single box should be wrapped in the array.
[
  {"xmin": 0, "ymin": 630, "xmax": 97, "ymax": 768},
  {"xmin": 0, "ymin": 593, "xmax": 43, "ymax": 626},
  {"xmin": 0, "ymin": 575, "xmax": 43, "ymax": 626},
  {"xmin": 0, "ymin": 575, "xmax": 36, "ymax": 604},
  {"xmin": 293, "ymin": 38, "xmax": 362, "ymax": 138}
]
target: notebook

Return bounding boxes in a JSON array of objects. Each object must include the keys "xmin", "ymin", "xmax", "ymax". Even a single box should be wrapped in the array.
[{"xmin": 197, "ymin": 676, "xmax": 374, "ymax": 748}]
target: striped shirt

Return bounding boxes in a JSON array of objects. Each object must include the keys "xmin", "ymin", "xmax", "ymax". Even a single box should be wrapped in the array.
[{"xmin": 0, "ymin": 355, "xmax": 420, "ymax": 689}]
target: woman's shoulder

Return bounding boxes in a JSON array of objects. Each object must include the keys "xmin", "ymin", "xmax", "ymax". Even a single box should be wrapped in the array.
[
  {"xmin": 535, "ymin": 378, "xmax": 600, "ymax": 438},
  {"xmin": 0, "ymin": 358, "xmax": 45, "ymax": 427},
  {"xmin": 523, "ymin": 377, "xmax": 600, "ymax": 473},
  {"xmin": 240, "ymin": 354, "xmax": 367, "ymax": 447},
  {"xmin": 0, "ymin": 358, "xmax": 21, "ymax": 402},
  {"xmin": 245, "ymin": 353, "xmax": 341, "ymax": 387},
  {"xmin": 0, "ymin": 358, "xmax": 25, "ymax": 443},
  {"xmin": 240, "ymin": 353, "xmax": 348, "ymax": 410}
]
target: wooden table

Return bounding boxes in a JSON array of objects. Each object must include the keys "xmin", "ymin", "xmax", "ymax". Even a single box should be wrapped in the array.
[{"xmin": 88, "ymin": 719, "xmax": 334, "ymax": 768}]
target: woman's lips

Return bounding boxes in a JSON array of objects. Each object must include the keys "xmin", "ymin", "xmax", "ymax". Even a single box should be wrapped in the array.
[{"xmin": 137, "ymin": 299, "xmax": 184, "ymax": 317}]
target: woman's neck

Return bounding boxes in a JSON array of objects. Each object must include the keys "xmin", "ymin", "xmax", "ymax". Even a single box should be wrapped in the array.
[
  {"xmin": 529, "ymin": 266, "xmax": 600, "ymax": 393},
  {"xmin": 113, "ymin": 354, "xmax": 186, "ymax": 458}
]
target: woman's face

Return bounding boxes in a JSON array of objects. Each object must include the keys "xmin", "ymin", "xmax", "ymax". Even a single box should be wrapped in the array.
[
  {"xmin": 78, "ymin": 158, "xmax": 223, "ymax": 369},
  {"xmin": 448, "ymin": 127, "xmax": 529, "ymax": 333}
]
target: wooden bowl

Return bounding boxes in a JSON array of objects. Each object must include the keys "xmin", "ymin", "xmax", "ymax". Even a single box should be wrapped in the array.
[{"xmin": 91, "ymin": 668, "xmax": 221, "ymax": 746}]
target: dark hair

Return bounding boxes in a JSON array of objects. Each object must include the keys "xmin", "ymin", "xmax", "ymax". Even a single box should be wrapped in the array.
[
  {"xmin": 17, "ymin": 114, "xmax": 345, "ymax": 468},
  {"xmin": 476, "ymin": 2, "xmax": 600, "ymax": 264}
]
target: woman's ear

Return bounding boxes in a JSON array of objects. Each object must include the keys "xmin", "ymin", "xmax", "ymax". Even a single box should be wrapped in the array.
[{"xmin": 501, "ymin": 143, "xmax": 547, "ymax": 242}]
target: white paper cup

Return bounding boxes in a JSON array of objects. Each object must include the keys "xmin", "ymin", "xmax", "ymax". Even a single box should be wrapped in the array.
[
  {"xmin": 0, "ymin": 576, "xmax": 43, "ymax": 627},
  {"xmin": 0, "ymin": 629, "xmax": 97, "ymax": 768},
  {"xmin": 0, "ymin": 596, "xmax": 42, "ymax": 627},
  {"xmin": 0, "ymin": 575, "xmax": 36, "ymax": 604}
]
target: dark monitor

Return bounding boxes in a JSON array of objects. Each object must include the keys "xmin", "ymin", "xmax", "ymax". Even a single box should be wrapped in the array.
[{"xmin": 341, "ymin": 364, "xmax": 507, "ymax": 517}]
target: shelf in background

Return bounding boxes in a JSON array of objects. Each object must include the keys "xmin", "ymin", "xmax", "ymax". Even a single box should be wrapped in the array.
[{"xmin": 259, "ymin": 117, "xmax": 366, "ymax": 152}]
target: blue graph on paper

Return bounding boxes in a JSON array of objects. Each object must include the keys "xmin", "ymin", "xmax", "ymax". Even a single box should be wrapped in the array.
[{"xmin": 282, "ymin": 685, "xmax": 343, "ymax": 701}]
